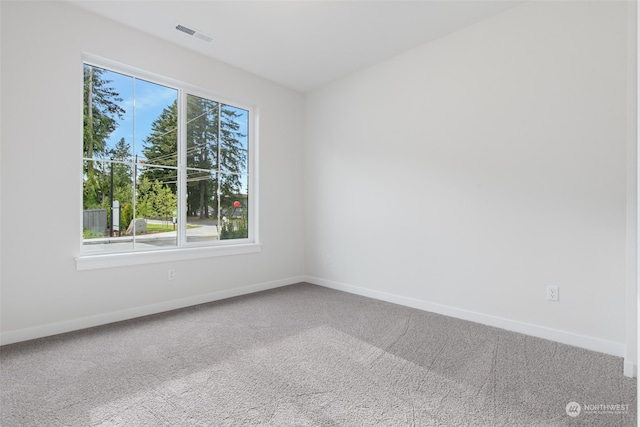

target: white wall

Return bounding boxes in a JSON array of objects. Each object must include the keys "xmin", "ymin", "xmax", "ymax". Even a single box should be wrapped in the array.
[
  {"xmin": 0, "ymin": 1, "xmax": 305, "ymax": 342},
  {"xmin": 0, "ymin": 1, "xmax": 636, "ymax": 374},
  {"xmin": 625, "ymin": 0, "xmax": 638, "ymax": 378},
  {"xmin": 304, "ymin": 1, "xmax": 632, "ymax": 357}
]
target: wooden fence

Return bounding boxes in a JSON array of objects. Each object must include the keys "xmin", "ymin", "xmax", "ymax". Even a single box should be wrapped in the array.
[{"xmin": 83, "ymin": 209, "xmax": 107, "ymax": 234}]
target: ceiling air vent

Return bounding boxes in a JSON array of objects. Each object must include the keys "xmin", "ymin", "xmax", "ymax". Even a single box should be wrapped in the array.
[{"xmin": 175, "ymin": 24, "xmax": 214, "ymax": 43}]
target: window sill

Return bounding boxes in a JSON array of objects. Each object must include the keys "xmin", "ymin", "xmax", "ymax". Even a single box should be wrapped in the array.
[{"xmin": 75, "ymin": 243, "xmax": 262, "ymax": 271}]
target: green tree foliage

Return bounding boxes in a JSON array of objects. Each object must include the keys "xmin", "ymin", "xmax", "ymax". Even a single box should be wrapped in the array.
[
  {"xmin": 218, "ymin": 106, "xmax": 246, "ymax": 194},
  {"xmin": 136, "ymin": 176, "xmax": 153, "ymax": 219},
  {"xmin": 141, "ymin": 96, "xmax": 247, "ymax": 221},
  {"xmin": 152, "ymin": 180, "xmax": 178, "ymax": 223},
  {"xmin": 134, "ymin": 176, "xmax": 177, "ymax": 223}
]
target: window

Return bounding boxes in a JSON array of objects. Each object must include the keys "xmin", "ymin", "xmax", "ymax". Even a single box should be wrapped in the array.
[{"xmin": 80, "ymin": 58, "xmax": 256, "ymax": 264}]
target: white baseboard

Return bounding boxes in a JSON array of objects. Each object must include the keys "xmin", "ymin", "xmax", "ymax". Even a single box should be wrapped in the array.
[
  {"xmin": 306, "ymin": 276, "xmax": 629, "ymax": 364},
  {"xmin": 3, "ymin": 275, "xmax": 635, "ymax": 378},
  {"xmin": 0, "ymin": 276, "xmax": 304, "ymax": 346},
  {"xmin": 624, "ymin": 361, "xmax": 637, "ymax": 378}
]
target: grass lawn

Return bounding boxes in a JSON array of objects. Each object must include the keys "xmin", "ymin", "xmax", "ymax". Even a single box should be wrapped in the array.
[
  {"xmin": 146, "ymin": 223, "xmax": 198, "ymax": 232},
  {"xmin": 83, "ymin": 222, "xmax": 200, "ymax": 239}
]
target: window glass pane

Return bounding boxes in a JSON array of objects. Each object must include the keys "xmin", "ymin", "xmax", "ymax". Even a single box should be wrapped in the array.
[
  {"xmin": 186, "ymin": 169, "xmax": 215, "ymax": 219},
  {"xmin": 82, "ymin": 159, "xmax": 135, "ymax": 253},
  {"xmin": 187, "ymin": 94, "xmax": 219, "ymax": 171},
  {"xmin": 220, "ymin": 104, "xmax": 249, "ymax": 176},
  {"xmin": 184, "ymin": 173, "xmax": 249, "ymax": 242},
  {"xmin": 102, "ymin": 69, "xmax": 134, "ymax": 163},
  {"xmin": 142, "ymin": 95, "xmax": 178, "ymax": 169},
  {"xmin": 186, "ymin": 173, "xmax": 219, "ymax": 244},
  {"xmin": 83, "ymin": 63, "xmax": 178, "ymax": 253},
  {"xmin": 83, "ymin": 65, "xmax": 129, "ymax": 161},
  {"xmin": 220, "ymin": 174, "xmax": 248, "ymax": 240},
  {"xmin": 135, "ymin": 165, "xmax": 179, "ymax": 249}
]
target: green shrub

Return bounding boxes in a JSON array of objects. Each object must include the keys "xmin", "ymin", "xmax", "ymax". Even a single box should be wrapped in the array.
[{"xmin": 220, "ymin": 217, "xmax": 248, "ymax": 240}]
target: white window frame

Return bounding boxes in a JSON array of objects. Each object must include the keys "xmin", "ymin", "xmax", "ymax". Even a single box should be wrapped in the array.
[{"xmin": 76, "ymin": 55, "xmax": 260, "ymax": 271}]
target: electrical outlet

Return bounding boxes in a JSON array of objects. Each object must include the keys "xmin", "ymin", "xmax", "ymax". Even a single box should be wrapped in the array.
[
  {"xmin": 546, "ymin": 285, "xmax": 559, "ymax": 302},
  {"xmin": 168, "ymin": 269, "xmax": 176, "ymax": 280}
]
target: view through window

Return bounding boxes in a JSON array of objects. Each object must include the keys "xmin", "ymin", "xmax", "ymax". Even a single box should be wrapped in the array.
[{"xmin": 82, "ymin": 62, "xmax": 251, "ymax": 254}]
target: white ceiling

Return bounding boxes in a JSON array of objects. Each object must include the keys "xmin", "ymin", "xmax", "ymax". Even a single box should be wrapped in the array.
[{"xmin": 68, "ymin": 1, "xmax": 522, "ymax": 93}]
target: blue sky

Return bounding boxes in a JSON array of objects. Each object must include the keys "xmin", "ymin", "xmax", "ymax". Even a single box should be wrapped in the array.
[
  {"xmin": 97, "ymin": 66, "xmax": 250, "ymax": 179},
  {"xmin": 103, "ymin": 69, "xmax": 178, "ymax": 160}
]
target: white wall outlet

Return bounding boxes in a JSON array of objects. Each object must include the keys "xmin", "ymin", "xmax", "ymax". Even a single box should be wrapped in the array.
[
  {"xmin": 168, "ymin": 269, "xmax": 176, "ymax": 280},
  {"xmin": 546, "ymin": 285, "xmax": 559, "ymax": 302}
]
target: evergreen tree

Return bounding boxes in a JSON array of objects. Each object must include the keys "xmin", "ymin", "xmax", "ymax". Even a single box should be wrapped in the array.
[
  {"xmin": 186, "ymin": 95, "xmax": 217, "ymax": 218},
  {"xmin": 152, "ymin": 179, "xmax": 178, "ymax": 223},
  {"xmin": 141, "ymin": 101, "xmax": 178, "ymax": 192},
  {"xmin": 112, "ymin": 138, "xmax": 133, "ymax": 198},
  {"xmin": 83, "ymin": 65, "xmax": 125, "ymax": 209},
  {"xmin": 135, "ymin": 176, "xmax": 153, "ymax": 219}
]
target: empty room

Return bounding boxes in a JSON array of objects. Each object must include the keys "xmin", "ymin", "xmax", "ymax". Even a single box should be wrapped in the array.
[{"xmin": 0, "ymin": 0, "xmax": 637, "ymax": 425}]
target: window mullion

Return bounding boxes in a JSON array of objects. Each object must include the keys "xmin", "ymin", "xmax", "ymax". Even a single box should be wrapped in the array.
[
  {"xmin": 177, "ymin": 89, "xmax": 187, "ymax": 246},
  {"xmin": 132, "ymin": 77, "xmax": 138, "ymax": 249},
  {"xmin": 217, "ymin": 103, "xmax": 222, "ymax": 238}
]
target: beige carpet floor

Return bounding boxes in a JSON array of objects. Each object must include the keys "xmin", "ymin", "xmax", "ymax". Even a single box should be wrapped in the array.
[{"xmin": 0, "ymin": 283, "xmax": 636, "ymax": 426}]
